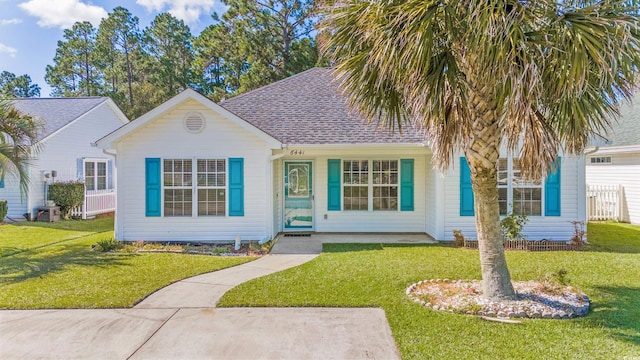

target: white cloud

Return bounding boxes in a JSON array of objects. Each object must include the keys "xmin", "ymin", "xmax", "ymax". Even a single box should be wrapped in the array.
[
  {"xmin": 0, "ymin": 43, "xmax": 18, "ymax": 57},
  {"xmin": 136, "ymin": 0, "xmax": 215, "ymax": 23},
  {"xmin": 0, "ymin": 18, "xmax": 23, "ymax": 25},
  {"xmin": 18, "ymin": 0, "xmax": 108, "ymax": 29}
]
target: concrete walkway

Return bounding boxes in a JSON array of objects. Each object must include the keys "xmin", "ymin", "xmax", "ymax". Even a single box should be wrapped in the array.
[{"xmin": 0, "ymin": 236, "xmax": 402, "ymax": 359}]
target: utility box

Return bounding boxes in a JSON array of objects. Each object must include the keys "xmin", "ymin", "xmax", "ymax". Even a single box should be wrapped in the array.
[{"xmin": 37, "ymin": 206, "xmax": 60, "ymax": 222}]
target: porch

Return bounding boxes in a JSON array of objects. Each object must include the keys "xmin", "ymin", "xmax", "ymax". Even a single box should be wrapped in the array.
[
  {"xmin": 71, "ymin": 189, "xmax": 116, "ymax": 219},
  {"xmin": 271, "ymin": 233, "xmax": 437, "ymax": 254}
]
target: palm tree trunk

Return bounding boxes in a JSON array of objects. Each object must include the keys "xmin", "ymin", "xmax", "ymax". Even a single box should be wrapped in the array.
[{"xmin": 465, "ymin": 87, "xmax": 516, "ymax": 300}]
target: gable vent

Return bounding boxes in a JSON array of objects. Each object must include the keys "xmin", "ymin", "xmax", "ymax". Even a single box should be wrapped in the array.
[{"xmin": 184, "ymin": 112, "xmax": 205, "ymax": 133}]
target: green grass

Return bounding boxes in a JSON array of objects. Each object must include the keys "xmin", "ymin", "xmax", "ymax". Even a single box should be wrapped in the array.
[
  {"xmin": 0, "ymin": 217, "xmax": 256, "ymax": 309},
  {"xmin": 219, "ymin": 222, "xmax": 640, "ymax": 359},
  {"xmin": 0, "ymin": 216, "xmax": 114, "ymax": 257}
]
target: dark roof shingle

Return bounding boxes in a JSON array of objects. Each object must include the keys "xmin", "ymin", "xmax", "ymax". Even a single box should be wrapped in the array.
[
  {"xmin": 220, "ymin": 68, "xmax": 426, "ymax": 145},
  {"xmin": 10, "ymin": 97, "xmax": 108, "ymax": 140},
  {"xmin": 602, "ymin": 98, "xmax": 640, "ymax": 147}
]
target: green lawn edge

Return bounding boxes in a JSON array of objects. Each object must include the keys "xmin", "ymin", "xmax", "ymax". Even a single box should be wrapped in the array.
[{"xmin": 218, "ymin": 222, "xmax": 640, "ymax": 359}]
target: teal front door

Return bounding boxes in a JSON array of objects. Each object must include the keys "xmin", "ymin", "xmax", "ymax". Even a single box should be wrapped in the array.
[{"xmin": 284, "ymin": 161, "xmax": 313, "ymax": 229}]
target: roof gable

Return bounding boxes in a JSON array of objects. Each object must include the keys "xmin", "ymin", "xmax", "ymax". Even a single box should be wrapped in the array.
[
  {"xmin": 10, "ymin": 97, "xmax": 110, "ymax": 141},
  {"xmin": 220, "ymin": 68, "xmax": 426, "ymax": 145},
  {"xmin": 95, "ymin": 89, "xmax": 281, "ymax": 149}
]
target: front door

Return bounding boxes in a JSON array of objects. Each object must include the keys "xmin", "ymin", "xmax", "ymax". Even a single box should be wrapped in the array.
[{"xmin": 284, "ymin": 161, "xmax": 313, "ymax": 229}]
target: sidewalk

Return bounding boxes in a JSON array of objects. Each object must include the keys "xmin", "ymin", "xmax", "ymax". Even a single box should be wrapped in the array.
[{"xmin": 0, "ymin": 238, "xmax": 401, "ymax": 359}]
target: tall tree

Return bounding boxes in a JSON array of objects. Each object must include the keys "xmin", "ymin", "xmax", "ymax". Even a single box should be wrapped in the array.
[
  {"xmin": 194, "ymin": 0, "xmax": 319, "ymax": 96},
  {"xmin": 143, "ymin": 13, "xmax": 194, "ymax": 98},
  {"xmin": 192, "ymin": 16, "xmax": 246, "ymax": 100},
  {"xmin": 0, "ymin": 101, "xmax": 41, "ymax": 195},
  {"xmin": 97, "ymin": 7, "xmax": 142, "ymax": 108},
  {"xmin": 322, "ymin": 0, "xmax": 640, "ymax": 299},
  {"xmin": 0, "ymin": 71, "xmax": 40, "ymax": 98},
  {"xmin": 45, "ymin": 21, "xmax": 100, "ymax": 97}
]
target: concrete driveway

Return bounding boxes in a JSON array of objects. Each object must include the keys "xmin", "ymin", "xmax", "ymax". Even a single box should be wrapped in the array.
[
  {"xmin": 0, "ymin": 236, "xmax": 401, "ymax": 359},
  {"xmin": 0, "ymin": 307, "xmax": 399, "ymax": 359}
]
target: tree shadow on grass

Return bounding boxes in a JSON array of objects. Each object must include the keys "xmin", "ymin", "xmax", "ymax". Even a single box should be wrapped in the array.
[
  {"xmin": 0, "ymin": 241, "xmax": 132, "ymax": 284},
  {"xmin": 582, "ymin": 286, "xmax": 640, "ymax": 346}
]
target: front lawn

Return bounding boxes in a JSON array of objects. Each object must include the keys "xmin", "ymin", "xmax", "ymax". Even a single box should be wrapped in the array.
[
  {"xmin": 219, "ymin": 222, "xmax": 640, "ymax": 359},
  {"xmin": 0, "ymin": 217, "xmax": 256, "ymax": 309}
]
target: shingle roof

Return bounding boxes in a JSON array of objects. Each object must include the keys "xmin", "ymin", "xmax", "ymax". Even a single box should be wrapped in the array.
[
  {"xmin": 220, "ymin": 68, "xmax": 426, "ymax": 145},
  {"xmin": 10, "ymin": 97, "xmax": 109, "ymax": 140},
  {"xmin": 602, "ymin": 98, "xmax": 640, "ymax": 147}
]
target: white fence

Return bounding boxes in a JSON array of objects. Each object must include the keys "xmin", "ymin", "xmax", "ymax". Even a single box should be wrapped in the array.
[
  {"xmin": 71, "ymin": 189, "xmax": 116, "ymax": 219},
  {"xmin": 587, "ymin": 184, "xmax": 622, "ymax": 221}
]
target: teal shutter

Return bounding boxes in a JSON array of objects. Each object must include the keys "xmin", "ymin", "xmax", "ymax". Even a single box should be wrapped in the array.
[
  {"xmin": 327, "ymin": 159, "xmax": 341, "ymax": 211},
  {"xmin": 460, "ymin": 157, "xmax": 475, "ymax": 216},
  {"xmin": 228, "ymin": 158, "xmax": 244, "ymax": 216},
  {"xmin": 400, "ymin": 159, "xmax": 414, "ymax": 211},
  {"xmin": 545, "ymin": 157, "xmax": 561, "ymax": 216},
  {"xmin": 145, "ymin": 158, "xmax": 161, "ymax": 217},
  {"xmin": 0, "ymin": 163, "xmax": 4, "ymax": 188}
]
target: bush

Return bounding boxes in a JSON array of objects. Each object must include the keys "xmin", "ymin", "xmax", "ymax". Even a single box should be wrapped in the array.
[
  {"xmin": 501, "ymin": 212, "xmax": 528, "ymax": 241},
  {"xmin": 94, "ymin": 238, "xmax": 123, "ymax": 252},
  {"xmin": 0, "ymin": 200, "xmax": 7, "ymax": 222},
  {"xmin": 48, "ymin": 181, "xmax": 85, "ymax": 219},
  {"xmin": 452, "ymin": 230, "xmax": 465, "ymax": 247}
]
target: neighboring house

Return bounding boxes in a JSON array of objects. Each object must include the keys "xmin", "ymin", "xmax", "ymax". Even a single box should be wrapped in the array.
[
  {"xmin": 0, "ymin": 97, "xmax": 129, "ymax": 220},
  {"xmin": 95, "ymin": 68, "xmax": 586, "ymax": 242},
  {"xmin": 585, "ymin": 99, "xmax": 640, "ymax": 224}
]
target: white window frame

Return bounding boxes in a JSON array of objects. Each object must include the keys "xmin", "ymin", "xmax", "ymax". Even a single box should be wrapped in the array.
[
  {"xmin": 83, "ymin": 159, "xmax": 108, "ymax": 191},
  {"xmin": 196, "ymin": 159, "xmax": 227, "ymax": 217},
  {"xmin": 342, "ymin": 159, "xmax": 399, "ymax": 211},
  {"xmin": 162, "ymin": 158, "xmax": 227, "ymax": 217},
  {"xmin": 498, "ymin": 157, "xmax": 543, "ymax": 216}
]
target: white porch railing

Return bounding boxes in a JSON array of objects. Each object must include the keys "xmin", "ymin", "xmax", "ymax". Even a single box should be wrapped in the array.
[
  {"xmin": 71, "ymin": 189, "xmax": 116, "ymax": 219},
  {"xmin": 587, "ymin": 184, "xmax": 622, "ymax": 221}
]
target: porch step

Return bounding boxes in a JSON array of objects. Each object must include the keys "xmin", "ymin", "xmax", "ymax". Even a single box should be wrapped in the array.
[{"xmin": 270, "ymin": 235, "xmax": 322, "ymax": 254}]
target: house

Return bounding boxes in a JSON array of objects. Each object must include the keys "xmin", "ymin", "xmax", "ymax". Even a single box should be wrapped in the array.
[
  {"xmin": 0, "ymin": 97, "xmax": 129, "ymax": 220},
  {"xmin": 95, "ymin": 68, "xmax": 586, "ymax": 242},
  {"xmin": 585, "ymin": 99, "xmax": 640, "ymax": 224}
]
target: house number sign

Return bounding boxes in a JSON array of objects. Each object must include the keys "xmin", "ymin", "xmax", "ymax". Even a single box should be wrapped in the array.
[{"xmin": 289, "ymin": 149, "xmax": 305, "ymax": 156}]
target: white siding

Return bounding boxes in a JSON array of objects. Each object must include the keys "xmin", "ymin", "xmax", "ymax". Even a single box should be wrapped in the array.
[
  {"xmin": 424, "ymin": 154, "xmax": 438, "ymax": 236},
  {"xmin": 1, "ymin": 102, "xmax": 124, "ymax": 219},
  {"xmin": 0, "ymin": 175, "xmax": 27, "ymax": 218},
  {"xmin": 586, "ymin": 152, "xmax": 640, "ymax": 224},
  {"xmin": 116, "ymin": 99, "xmax": 273, "ymax": 242},
  {"xmin": 440, "ymin": 153, "xmax": 585, "ymax": 241},
  {"xmin": 277, "ymin": 146, "xmax": 430, "ymax": 233}
]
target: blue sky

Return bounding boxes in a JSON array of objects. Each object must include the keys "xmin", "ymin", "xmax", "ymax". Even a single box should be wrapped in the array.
[{"xmin": 0, "ymin": 0, "xmax": 228, "ymax": 96}]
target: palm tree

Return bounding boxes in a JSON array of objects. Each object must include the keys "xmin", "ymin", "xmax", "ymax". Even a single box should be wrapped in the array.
[
  {"xmin": 321, "ymin": 0, "xmax": 640, "ymax": 299},
  {"xmin": 0, "ymin": 100, "xmax": 41, "ymax": 196}
]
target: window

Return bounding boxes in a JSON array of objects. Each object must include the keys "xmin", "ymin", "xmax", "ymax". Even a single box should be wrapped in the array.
[
  {"xmin": 84, "ymin": 160, "xmax": 107, "ymax": 191},
  {"xmin": 197, "ymin": 159, "xmax": 226, "ymax": 216},
  {"xmin": 343, "ymin": 160, "xmax": 398, "ymax": 211},
  {"xmin": 498, "ymin": 157, "xmax": 542, "ymax": 216},
  {"xmin": 163, "ymin": 158, "xmax": 226, "ymax": 217},
  {"xmin": 372, "ymin": 160, "xmax": 398, "ymax": 210},
  {"xmin": 343, "ymin": 160, "xmax": 368, "ymax": 210},
  {"xmin": 164, "ymin": 159, "xmax": 193, "ymax": 216},
  {"xmin": 590, "ymin": 156, "xmax": 611, "ymax": 164}
]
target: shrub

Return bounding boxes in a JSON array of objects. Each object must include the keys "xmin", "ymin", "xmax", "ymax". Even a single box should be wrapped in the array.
[
  {"xmin": 94, "ymin": 238, "xmax": 123, "ymax": 252},
  {"xmin": 501, "ymin": 212, "xmax": 528, "ymax": 241},
  {"xmin": 0, "ymin": 200, "xmax": 7, "ymax": 222},
  {"xmin": 452, "ymin": 230, "xmax": 465, "ymax": 247},
  {"xmin": 570, "ymin": 221, "xmax": 586, "ymax": 247},
  {"xmin": 48, "ymin": 181, "xmax": 84, "ymax": 219}
]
